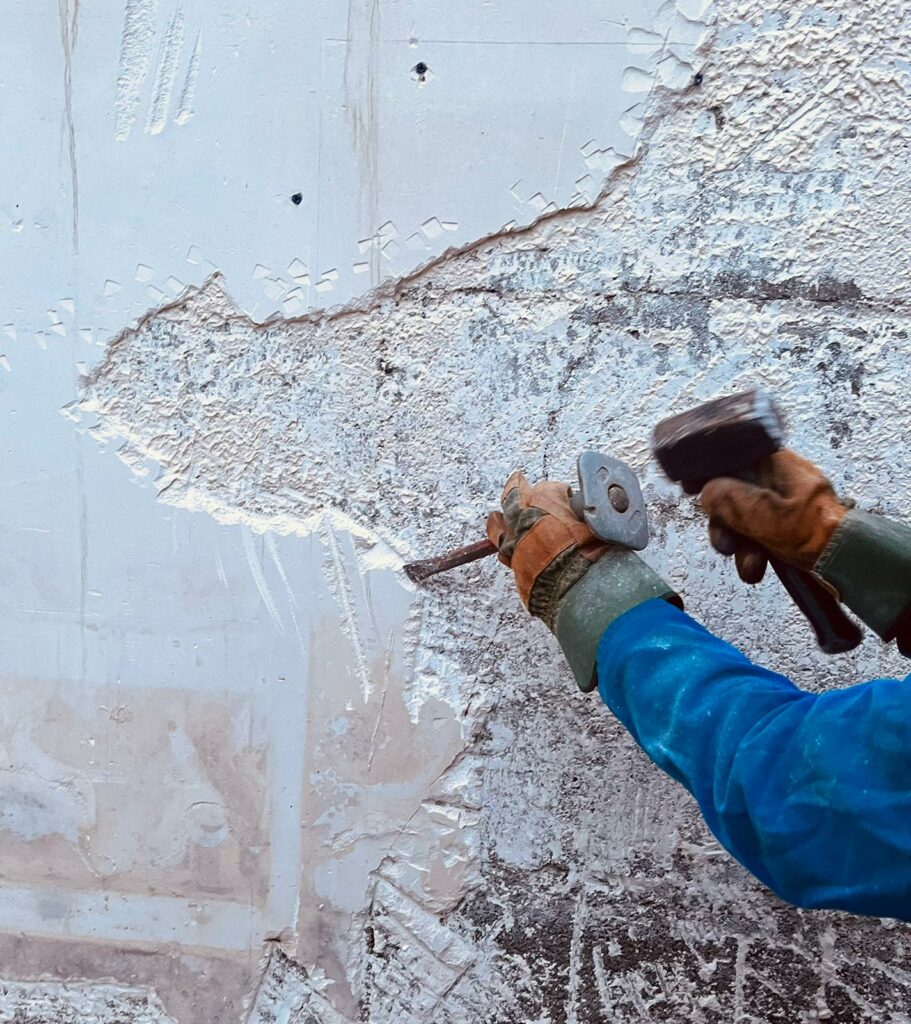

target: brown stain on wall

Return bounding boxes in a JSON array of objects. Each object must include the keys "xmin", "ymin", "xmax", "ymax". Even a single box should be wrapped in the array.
[{"xmin": 0, "ymin": 677, "xmax": 271, "ymax": 903}]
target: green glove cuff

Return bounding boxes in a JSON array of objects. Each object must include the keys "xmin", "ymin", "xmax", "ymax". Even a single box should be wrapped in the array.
[
  {"xmin": 553, "ymin": 549, "xmax": 681, "ymax": 692},
  {"xmin": 814, "ymin": 510, "xmax": 911, "ymax": 642}
]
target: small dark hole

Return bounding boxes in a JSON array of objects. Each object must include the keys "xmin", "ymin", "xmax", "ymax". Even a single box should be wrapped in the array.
[
  {"xmin": 415, "ymin": 61, "xmax": 428, "ymax": 75},
  {"xmin": 291, "ymin": 192, "xmax": 303, "ymax": 205},
  {"xmin": 692, "ymin": 72, "xmax": 704, "ymax": 86}
]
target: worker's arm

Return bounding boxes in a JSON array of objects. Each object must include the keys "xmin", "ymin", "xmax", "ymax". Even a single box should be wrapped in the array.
[
  {"xmin": 488, "ymin": 457, "xmax": 911, "ymax": 921},
  {"xmin": 814, "ymin": 511, "xmax": 911, "ymax": 654},
  {"xmin": 597, "ymin": 597, "xmax": 911, "ymax": 920}
]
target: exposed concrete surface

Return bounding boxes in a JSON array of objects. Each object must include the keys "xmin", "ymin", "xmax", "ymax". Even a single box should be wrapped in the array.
[
  {"xmin": 5, "ymin": 0, "xmax": 911, "ymax": 1020},
  {"xmin": 0, "ymin": 980, "xmax": 175, "ymax": 1022}
]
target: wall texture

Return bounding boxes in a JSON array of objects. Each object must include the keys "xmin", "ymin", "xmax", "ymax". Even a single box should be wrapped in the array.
[{"xmin": 4, "ymin": 0, "xmax": 911, "ymax": 1021}]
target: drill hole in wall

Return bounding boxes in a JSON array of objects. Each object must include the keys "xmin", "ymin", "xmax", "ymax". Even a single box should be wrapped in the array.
[{"xmin": 412, "ymin": 61, "xmax": 429, "ymax": 83}]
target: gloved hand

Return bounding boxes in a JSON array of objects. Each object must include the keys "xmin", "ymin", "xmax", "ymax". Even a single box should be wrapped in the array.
[
  {"xmin": 485, "ymin": 472, "xmax": 612, "ymax": 628},
  {"xmin": 699, "ymin": 450, "xmax": 848, "ymax": 583},
  {"xmin": 487, "ymin": 471, "xmax": 680, "ymax": 690}
]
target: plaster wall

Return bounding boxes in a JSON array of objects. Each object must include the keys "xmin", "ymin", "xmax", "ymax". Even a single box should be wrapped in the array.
[{"xmin": 2, "ymin": 0, "xmax": 911, "ymax": 1021}]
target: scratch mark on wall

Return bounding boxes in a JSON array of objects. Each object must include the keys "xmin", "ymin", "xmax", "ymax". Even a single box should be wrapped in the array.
[
  {"xmin": 566, "ymin": 887, "xmax": 587, "ymax": 1024},
  {"xmin": 733, "ymin": 936, "xmax": 748, "ymax": 1021},
  {"xmin": 366, "ymin": 630, "xmax": 394, "ymax": 773},
  {"xmin": 320, "ymin": 519, "xmax": 373, "ymax": 702},
  {"xmin": 592, "ymin": 944, "xmax": 613, "ymax": 1013},
  {"xmin": 75, "ymin": 437, "xmax": 88, "ymax": 683},
  {"xmin": 115, "ymin": 0, "xmax": 157, "ymax": 141},
  {"xmin": 343, "ymin": 0, "xmax": 382, "ymax": 285},
  {"xmin": 175, "ymin": 30, "xmax": 201, "ymax": 125},
  {"xmin": 146, "ymin": 5, "xmax": 184, "ymax": 135},
  {"xmin": 242, "ymin": 527, "xmax": 285, "ymax": 635},
  {"xmin": 265, "ymin": 532, "xmax": 307, "ymax": 656},
  {"xmin": 58, "ymin": 0, "xmax": 79, "ymax": 251},
  {"xmin": 214, "ymin": 546, "xmax": 228, "ymax": 588},
  {"xmin": 552, "ymin": 70, "xmax": 577, "ymax": 195}
]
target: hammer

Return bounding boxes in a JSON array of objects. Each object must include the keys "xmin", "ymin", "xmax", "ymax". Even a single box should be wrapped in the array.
[{"xmin": 652, "ymin": 389, "xmax": 863, "ymax": 654}]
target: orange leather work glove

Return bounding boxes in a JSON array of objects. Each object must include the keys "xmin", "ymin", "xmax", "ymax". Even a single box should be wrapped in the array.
[
  {"xmin": 699, "ymin": 450, "xmax": 848, "ymax": 583},
  {"xmin": 486, "ymin": 471, "xmax": 611, "ymax": 628}
]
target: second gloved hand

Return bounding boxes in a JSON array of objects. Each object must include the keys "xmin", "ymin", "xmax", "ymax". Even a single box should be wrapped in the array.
[
  {"xmin": 700, "ymin": 450, "xmax": 848, "ymax": 583},
  {"xmin": 487, "ymin": 471, "xmax": 680, "ymax": 691}
]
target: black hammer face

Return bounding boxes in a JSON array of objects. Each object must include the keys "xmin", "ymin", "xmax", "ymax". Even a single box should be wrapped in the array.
[{"xmin": 652, "ymin": 388, "xmax": 786, "ymax": 485}]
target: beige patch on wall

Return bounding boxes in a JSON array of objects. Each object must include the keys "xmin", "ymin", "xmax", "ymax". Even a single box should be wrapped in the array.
[{"xmin": 0, "ymin": 679, "xmax": 269, "ymax": 902}]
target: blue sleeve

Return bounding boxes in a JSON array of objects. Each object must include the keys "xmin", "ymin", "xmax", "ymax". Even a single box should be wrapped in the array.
[{"xmin": 596, "ymin": 598, "xmax": 911, "ymax": 920}]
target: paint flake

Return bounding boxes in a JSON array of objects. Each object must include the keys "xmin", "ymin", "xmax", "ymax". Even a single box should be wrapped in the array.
[
  {"xmin": 175, "ymin": 30, "xmax": 202, "ymax": 125},
  {"xmin": 264, "ymin": 279, "xmax": 286, "ymax": 300},
  {"xmin": 146, "ymin": 7, "xmax": 185, "ymax": 135}
]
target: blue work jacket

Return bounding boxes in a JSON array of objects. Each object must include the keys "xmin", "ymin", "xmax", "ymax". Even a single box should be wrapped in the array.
[{"xmin": 597, "ymin": 598, "xmax": 911, "ymax": 920}]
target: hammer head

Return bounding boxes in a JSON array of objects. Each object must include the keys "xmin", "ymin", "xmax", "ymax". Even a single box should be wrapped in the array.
[{"xmin": 652, "ymin": 389, "xmax": 785, "ymax": 488}]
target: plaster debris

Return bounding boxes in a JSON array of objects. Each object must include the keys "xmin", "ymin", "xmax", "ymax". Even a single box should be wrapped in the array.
[
  {"xmin": 115, "ymin": 0, "xmax": 158, "ymax": 141},
  {"xmin": 175, "ymin": 30, "xmax": 202, "ymax": 125},
  {"xmin": 146, "ymin": 7, "xmax": 185, "ymax": 136},
  {"xmin": 0, "ymin": 980, "xmax": 176, "ymax": 1023}
]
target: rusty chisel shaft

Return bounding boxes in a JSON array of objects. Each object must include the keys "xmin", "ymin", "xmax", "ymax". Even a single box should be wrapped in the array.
[{"xmin": 404, "ymin": 538, "xmax": 497, "ymax": 584}]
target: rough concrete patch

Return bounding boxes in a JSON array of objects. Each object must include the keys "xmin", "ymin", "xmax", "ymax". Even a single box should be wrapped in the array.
[
  {"xmin": 247, "ymin": 948, "xmax": 352, "ymax": 1024},
  {"xmin": 0, "ymin": 980, "xmax": 176, "ymax": 1023}
]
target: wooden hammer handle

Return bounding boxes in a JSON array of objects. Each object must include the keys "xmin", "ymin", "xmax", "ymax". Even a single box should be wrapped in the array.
[{"xmin": 769, "ymin": 557, "xmax": 863, "ymax": 654}]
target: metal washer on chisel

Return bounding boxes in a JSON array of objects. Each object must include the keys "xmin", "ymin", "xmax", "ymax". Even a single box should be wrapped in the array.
[{"xmin": 570, "ymin": 451, "xmax": 649, "ymax": 551}]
